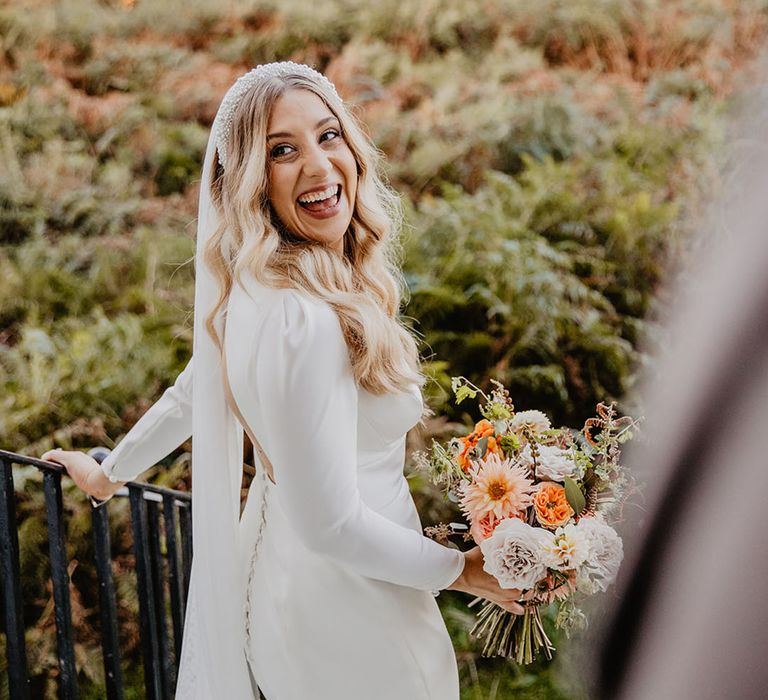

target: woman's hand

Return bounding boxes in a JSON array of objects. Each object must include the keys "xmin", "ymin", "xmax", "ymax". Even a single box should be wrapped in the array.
[
  {"xmin": 446, "ymin": 546, "xmax": 527, "ymax": 615},
  {"xmin": 40, "ymin": 449, "xmax": 125, "ymax": 501}
]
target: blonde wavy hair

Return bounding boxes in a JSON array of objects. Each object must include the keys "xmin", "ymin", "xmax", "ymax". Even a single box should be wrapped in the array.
[{"xmin": 203, "ymin": 70, "xmax": 428, "ymax": 397}]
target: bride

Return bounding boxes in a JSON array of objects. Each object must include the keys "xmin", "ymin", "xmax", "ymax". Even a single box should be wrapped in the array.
[{"xmin": 42, "ymin": 62, "xmax": 524, "ymax": 699}]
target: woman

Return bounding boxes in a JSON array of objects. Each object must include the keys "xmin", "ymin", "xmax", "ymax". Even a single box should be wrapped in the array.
[{"xmin": 42, "ymin": 62, "xmax": 523, "ymax": 700}]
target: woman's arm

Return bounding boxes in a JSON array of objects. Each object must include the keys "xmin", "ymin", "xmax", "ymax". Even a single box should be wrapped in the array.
[
  {"xmin": 43, "ymin": 356, "xmax": 196, "ymax": 504},
  {"xmin": 98, "ymin": 355, "xmax": 195, "ymax": 483},
  {"xmin": 235, "ymin": 290, "xmax": 464, "ymax": 592}
]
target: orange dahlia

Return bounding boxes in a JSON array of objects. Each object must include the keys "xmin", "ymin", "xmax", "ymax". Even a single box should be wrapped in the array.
[{"xmin": 533, "ymin": 482, "xmax": 574, "ymax": 529}]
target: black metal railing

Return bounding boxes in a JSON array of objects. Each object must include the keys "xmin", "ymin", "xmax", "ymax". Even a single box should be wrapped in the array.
[{"xmin": 0, "ymin": 448, "xmax": 192, "ymax": 700}]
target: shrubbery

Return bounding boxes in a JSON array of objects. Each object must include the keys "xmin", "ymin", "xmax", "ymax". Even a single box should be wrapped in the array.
[{"xmin": 0, "ymin": 0, "xmax": 762, "ymax": 697}]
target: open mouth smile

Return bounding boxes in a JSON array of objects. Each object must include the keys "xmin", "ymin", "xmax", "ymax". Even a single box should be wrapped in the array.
[{"xmin": 296, "ymin": 184, "xmax": 342, "ymax": 219}]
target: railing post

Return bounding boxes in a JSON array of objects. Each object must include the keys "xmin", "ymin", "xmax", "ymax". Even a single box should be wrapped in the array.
[
  {"xmin": 147, "ymin": 501, "xmax": 172, "ymax": 699},
  {"xmin": 162, "ymin": 494, "xmax": 185, "ymax": 664},
  {"xmin": 0, "ymin": 457, "xmax": 30, "ymax": 700},
  {"xmin": 42, "ymin": 469, "xmax": 80, "ymax": 699},
  {"xmin": 178, "ymin": 503, "xmax": 193, "ymax": 611},
  {"xmin": 128, "ymin": 485, "xmax": 162, "ymax": 700},
  {"xmin": 91, "ymin": 501, "xmax": 125, "ymax": 700}
]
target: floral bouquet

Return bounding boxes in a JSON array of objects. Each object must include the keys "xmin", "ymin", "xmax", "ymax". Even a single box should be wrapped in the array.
[{"xmin": 416, "ymin": 377, "xmax": 638, "ymax": 663}]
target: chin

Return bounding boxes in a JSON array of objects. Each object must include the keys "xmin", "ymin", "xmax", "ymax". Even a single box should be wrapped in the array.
[
  {"xmin": 303, "ymin": 221, "xmax": 351, "ymax": 251},
  {"xmin": 272, "ymin": 211, "xmax": 351, "ymax": 252}
]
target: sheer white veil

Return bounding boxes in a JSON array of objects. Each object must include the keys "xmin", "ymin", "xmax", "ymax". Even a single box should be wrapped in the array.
[{"xmin": 173, "ymin": 116, "xmax": 252, "ymax": 698}]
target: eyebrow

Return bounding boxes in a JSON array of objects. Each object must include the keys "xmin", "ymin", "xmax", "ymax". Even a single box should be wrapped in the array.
[{"xmin": 266, "ymin": 116, "xmax": 339, "ymax": 141}]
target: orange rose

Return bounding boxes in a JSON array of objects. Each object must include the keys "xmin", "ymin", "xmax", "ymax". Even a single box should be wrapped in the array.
[
  {"xmin": 533, "ymin": 482, "xmax": 574, "ymax": 529},
  {"xmin": 458, "ymin": 420, "xmax": 501, "ymax": 471}
]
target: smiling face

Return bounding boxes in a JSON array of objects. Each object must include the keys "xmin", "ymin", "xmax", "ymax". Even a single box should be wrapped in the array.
[{"xmin": 266, "ymin": 89, "xmax": 358, "ymax": 255}]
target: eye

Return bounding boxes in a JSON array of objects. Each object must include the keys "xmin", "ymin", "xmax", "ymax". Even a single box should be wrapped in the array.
[
  {"xmin": 270, "ymin": 143, "xmax": 294, "ymax": 159},
  {"xmin": 320, "ymin": 128, "xmax": 340, "ymax": 143}
]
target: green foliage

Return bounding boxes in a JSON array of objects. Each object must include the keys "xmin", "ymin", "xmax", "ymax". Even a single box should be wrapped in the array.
[
  {"xmin": 152, "ymin": 123, "xmax": 209, "ymax": 196},
  {"xmin": 0, "ymin": 0, "xmax": 762, "ymax": 695},
  {"xmin": 0, "ymin": 95, "xmax": 147, "ymax": 243},
  {"xmin": 79, "ymin": 44, "xmax": 192, "ymax": 97},
  {"xmin": 563, "ymin": 476, "xmax": 586, "ymax": 515},
  {"xmin": 403, "ymin": 152, "xmax": 677, "ymax": 423},
  {"xmin": 0, "ymin": 228, "xmax": 194, "ymax": 449}
]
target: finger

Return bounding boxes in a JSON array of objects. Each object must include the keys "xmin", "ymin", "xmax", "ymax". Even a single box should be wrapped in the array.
[
  {"xmin": 41, "ymin": 449, "xmax": 65, "ymax": 464},
  {"xmin": 499, "ymin": 601, "xmax": 525, "ymax": 615},
  {"xmin": 498, "ymin": 589, "xmax": 522, "ymax": 603}
]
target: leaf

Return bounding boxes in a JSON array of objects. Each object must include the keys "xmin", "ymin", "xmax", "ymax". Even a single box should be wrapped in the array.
[
  {"xmin": 563, "ymin": 476, "xmax": 586, "ymax": 516},
  {"xmin": 476, "ymin": 436, "xmax": 489, "ymax": 458},
  {"xmin": 455, "ymin": 385, "xmax": 477, "ymax": 404}
]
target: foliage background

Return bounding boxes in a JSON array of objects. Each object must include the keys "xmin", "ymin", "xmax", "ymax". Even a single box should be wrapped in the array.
[{"xmin": 1, "ymin": 0, "xmax": 765, "ymax": 697}]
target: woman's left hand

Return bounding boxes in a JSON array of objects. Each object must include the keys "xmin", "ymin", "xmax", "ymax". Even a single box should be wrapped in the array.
[{"xmin": 40, "ymin": 449, "xmax": 124, "ymax": 501}]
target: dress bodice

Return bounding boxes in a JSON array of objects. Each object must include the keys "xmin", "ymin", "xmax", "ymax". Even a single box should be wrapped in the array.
[
  {"xmin": 355, "ymin": 384, "xmax": 423, "ymax": 516},
  {"xmin": 357, "ymin": 383, "xmax": 423, "ymax": 449}
]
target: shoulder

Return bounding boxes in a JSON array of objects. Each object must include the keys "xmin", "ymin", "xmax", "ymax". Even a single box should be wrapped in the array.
[{"xmin": 230, "ymin": 273, "xmax": 344, "ymax": 351}]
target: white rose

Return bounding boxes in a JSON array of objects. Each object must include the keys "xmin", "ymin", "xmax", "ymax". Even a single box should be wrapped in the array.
[
  {"xmin": 574, "ymin": 516, "xmax": 623, "ymax": 593},
  {"xmin": 479, "ymin": 517, "xmax": 553, "ymax": 590},
  {"xmin": 541, "ymin": 522, "xmax": 591, "ymax": 572},
  {"xmin": 519, "ymin": 443, "xmax": 582, "ymax": 482}
]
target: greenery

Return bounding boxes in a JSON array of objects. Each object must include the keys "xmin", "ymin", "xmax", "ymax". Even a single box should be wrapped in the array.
[{"xmin": 1, "ymin": 0, "xmax": 765, "ymax": 696}]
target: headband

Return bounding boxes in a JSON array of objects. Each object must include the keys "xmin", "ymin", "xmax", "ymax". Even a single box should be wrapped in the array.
[{"xmin": 212, "ymin": 61, "xmax": 343, "ymax": 170}]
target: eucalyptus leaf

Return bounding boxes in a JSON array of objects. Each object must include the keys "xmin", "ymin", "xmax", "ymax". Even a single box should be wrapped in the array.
[
  {"xmin": 476, "ymin": 435, "xmax": 489, "ymax": 459},
  {"xmin": 564, "ymin": 476, "xmax": 586, "ymax": 515}
]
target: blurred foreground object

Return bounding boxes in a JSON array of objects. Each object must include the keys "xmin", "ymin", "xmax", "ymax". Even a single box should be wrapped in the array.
[{"xmin": 592, "ymin": 72, "xmax": 768, "ymax": 700}]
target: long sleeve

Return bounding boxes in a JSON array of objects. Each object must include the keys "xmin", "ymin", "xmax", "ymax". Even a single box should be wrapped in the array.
[
  {"xmin": 100, "ymin": 355, "xmax": 194, "ymax": 483},
  {"xmin": 235, "ymin": 289, "xmax": 465, "ymax": 592}
]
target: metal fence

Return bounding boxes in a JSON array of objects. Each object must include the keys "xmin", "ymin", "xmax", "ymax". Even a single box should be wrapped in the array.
[{"xmin": 0, "ymin": 448, "xmax": 192, "ymax": 700}]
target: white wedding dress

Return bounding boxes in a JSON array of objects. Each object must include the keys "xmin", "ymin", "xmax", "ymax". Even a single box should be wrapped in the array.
[{"xmin": 100, "ymin": 273, "xmax": 465, "ymax": 699}]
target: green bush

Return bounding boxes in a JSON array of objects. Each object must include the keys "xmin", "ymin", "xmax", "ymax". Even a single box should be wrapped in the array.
[
  {"xmin": 403, "ymin": 144, "xmax": 686, "ymax": 425},
  {"xmin": 0, "ymin": 0, "xmax": 761, "ymax": 696}
]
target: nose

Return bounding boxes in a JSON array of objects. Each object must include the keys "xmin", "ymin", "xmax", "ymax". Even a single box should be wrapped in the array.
[{"xmin": 302, "ymin": 141, "xmax": 333, "ymax": 179}]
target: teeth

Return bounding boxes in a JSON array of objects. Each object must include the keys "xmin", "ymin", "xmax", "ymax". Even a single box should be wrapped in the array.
[{"xmin": 298, "ymin": 185, "xmax": 337, "ymax": 204}]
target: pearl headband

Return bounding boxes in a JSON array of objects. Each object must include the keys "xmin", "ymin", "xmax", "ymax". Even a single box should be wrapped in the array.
[{"xmin": 212, "ymin": 61, "xmax": 343, "ymax": 170}]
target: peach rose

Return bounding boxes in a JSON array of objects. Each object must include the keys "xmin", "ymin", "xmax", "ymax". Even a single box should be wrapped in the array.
[
  {"xmin": 469, "ymin": 510, "xmax": 529, "ymax": 543},
  {"xmin": 533, "ymin": 482, "xmax": 574, "ymax": 529},
  {"xmin": 469, "ymin": 513, "xmax": 500, "ymax": 543}
]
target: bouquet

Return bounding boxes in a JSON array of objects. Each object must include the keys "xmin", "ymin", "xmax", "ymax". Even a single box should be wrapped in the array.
[{"xmin": 416, "ymin": 377, "xmax": 639, "ymax": 663}]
